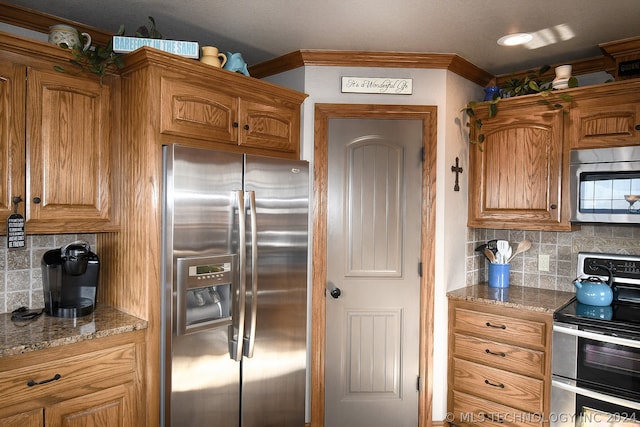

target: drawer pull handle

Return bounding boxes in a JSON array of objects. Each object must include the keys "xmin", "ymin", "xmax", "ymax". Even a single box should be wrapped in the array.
[
  {"xmin": 484, "ymin": 379, "xmax": 505, "ymax": 388},
  {"xmin": 27, "ymin": 373, "xmax": 61, "ymax": 387},
  {"xmin": 485, "ymin": 321, "xmax": 506, "ymax": 329},
  {"xmin": 485, "ymin": 349, "xmax": 506, "ymax": 357}
]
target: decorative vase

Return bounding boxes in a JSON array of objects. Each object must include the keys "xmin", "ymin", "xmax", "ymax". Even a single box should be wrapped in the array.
[
  {"xmin": 483, "ymin": 85, "xmax": 501, "ymax": 101},
  {"xmin": 553, "ymin": 65, "xmax": 572, "ymax": 90},
  {"xmin": 200, "ymin": 46, "xmax": 227, "ymax": 68}
]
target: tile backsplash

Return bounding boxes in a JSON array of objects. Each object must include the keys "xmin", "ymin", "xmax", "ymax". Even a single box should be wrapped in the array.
[
  {"xmin": 0, "ymin": 234, "xmax": 96, "ymax": 313},
  {"xmin": 5, "ymin": 226, "xmax": 640, "ymax": 312},
  {"xmin": 467, "ymin": 225, "xmax": 640, "ymax": 292}
]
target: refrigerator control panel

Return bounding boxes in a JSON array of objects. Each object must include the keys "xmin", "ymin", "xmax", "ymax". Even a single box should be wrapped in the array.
[{"xmin": 179, "ymin": 255, "xmax": 235, "ymax": 290}]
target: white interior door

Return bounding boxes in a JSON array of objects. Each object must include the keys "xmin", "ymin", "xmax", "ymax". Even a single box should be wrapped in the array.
[{"xmin": 325, "ymin": 118, "xmax": 423, "ymax": 427}]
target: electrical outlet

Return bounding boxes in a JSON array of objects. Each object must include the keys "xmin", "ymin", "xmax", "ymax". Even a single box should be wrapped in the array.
[{"xmin": 538, "ymin": 254, "xmax": 550, "ymax": 272}]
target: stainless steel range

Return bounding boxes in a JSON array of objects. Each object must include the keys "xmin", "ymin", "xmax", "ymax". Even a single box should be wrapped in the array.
[{"xmin": 552, "ymin": 252, "xmax": 640, "ymax": 426}]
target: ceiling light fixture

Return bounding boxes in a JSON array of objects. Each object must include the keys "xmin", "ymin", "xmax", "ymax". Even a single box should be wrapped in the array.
[{"xmin": 497, "ymin": 32, "xmax": 533, "ymax": 46}]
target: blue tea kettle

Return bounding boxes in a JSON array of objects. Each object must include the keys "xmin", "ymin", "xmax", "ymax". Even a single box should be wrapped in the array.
[{"xmin": 573, "ymin": 262, "xmax": 616, "ymax": 307}]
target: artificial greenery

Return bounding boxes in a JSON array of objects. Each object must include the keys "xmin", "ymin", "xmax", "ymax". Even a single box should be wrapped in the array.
[
  {"xmin": 135, "ymin": 16, "xmax": 162, "ymax": 39},
  {"xmin": 463, "ymin": 65, "xmax": 578, "ymax": 149},
  {"xmin": 54, "ymin": 17, "xmax": 162, "ymax": 85}
]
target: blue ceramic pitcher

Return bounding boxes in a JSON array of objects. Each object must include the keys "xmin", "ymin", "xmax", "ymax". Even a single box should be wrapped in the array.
[{"xmin": 223, "ymin": 52, "xmax": 250, "ymax": 76}]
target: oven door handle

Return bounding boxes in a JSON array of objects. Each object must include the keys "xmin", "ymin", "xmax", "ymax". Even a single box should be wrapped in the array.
[
  {"xmin": 552, "ymin": 377, "xmax": 640, "ymax": 410},
  {"xmin": 553, "ymin": 324, "xmax": 640, "ymax": 349}
]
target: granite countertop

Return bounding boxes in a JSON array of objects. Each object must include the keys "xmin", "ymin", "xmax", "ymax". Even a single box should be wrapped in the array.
[
  {"xmin": 447, "ymin": 284, "xmax": 576, "ymax": 314},
  {"xmin": 0, "ymin": 305, "xmax": 148, "ymax": 358}
]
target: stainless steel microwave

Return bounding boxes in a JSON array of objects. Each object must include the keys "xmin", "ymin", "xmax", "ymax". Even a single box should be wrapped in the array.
[{"xmin": 570, "ymin": 146, "xmax": 640, "ymax": 224}]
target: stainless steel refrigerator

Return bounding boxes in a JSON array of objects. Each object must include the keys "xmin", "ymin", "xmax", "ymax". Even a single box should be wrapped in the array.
[{"xmin": 161, "ymin": 144, "xmax": 308, "ymax": 427}]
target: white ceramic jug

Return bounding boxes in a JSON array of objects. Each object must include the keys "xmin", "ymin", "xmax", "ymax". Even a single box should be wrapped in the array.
[{"xmin": 48, "ymin": 24, "xmax": 92, "ymax": 51}]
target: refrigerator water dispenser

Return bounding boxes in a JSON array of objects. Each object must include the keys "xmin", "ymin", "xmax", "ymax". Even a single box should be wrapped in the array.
[{"xmin": 176, "ymin": 254, "xmax": 236, "ymax": 335}]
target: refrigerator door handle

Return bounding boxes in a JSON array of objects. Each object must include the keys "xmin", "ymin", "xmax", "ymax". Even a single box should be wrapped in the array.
[
  {"xmin": 243, "ymin": 191, "xmax": 258, "ymax": 358},
  {"xmin": 229, "ymin": 190, "xmax": 246, "ymax": 361}
]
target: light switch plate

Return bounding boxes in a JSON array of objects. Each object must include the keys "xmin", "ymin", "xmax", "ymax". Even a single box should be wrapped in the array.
[{"xmin": 538, "ymin": 254, "xmax": 550, "ymax": 272}]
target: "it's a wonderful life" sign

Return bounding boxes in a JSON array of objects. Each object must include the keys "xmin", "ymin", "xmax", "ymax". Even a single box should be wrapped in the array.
[{"xmin": 341, "ymin": 77, "xmax": 413, "ymax": 94}]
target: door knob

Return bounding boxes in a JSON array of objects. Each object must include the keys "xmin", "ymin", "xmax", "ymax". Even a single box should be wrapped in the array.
[{"xmin": 329, "ymin": 287, "xmax": 341, "ymax": 299}]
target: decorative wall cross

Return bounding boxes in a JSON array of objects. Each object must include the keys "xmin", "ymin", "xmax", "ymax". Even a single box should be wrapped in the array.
[{"xmin": 451, "ymin": 157, "xmax": 463, "ymax": 192}]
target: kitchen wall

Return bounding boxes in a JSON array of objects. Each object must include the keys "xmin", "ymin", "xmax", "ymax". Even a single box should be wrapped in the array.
[
  {"xmin": 265, "ymin": 65, "xmax": 474, "ymax": 422},
  {"xmin": 466, "ymin": 225, "xmax": 640, "ymax": 292},
  {"xmin": 0, "ymin": 234, "xmax": 96, "ymax": 313}
]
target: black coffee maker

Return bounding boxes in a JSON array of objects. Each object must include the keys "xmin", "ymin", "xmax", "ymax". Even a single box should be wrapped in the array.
[{"xmin": 41, "ymin": 241, "xmax": 100, "ymax": 318}]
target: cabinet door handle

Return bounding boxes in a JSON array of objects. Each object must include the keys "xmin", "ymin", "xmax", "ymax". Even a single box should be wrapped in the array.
[
  {"xmin": 243, "ymin": 124, "xmax": 250, "ymax": 130},
  {"xmin": 485, "ymin": 349, "xmax": 506, "ymax": 357},
  {"xmin": 484, "ymin": 379, "xmax": 505, "ymax": 388},
  {"xmin": 33, "ymin": 197, "xmax": 41, "ymax": 204},
  {"xmin": 232, "ymin": 122, "xmax": 239, "ymax": 128},
  {"xmin": 27, "ymin": 373, "xmax": 61, "ymax": 387},
  {"xmin": 550, "ymin": 203, "xmax": 557, "ymax": 209},
  {"xmin": 485, "ymin": 321, "xmax": 506, "ymax": 329},
  {"xmin": 635, "ymin": 124, "xmax": 640, "ymax": 131}
]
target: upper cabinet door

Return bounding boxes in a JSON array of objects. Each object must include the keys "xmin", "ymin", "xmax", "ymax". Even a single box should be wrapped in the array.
[
  {"xmin": 0, "ymin": 61, "xmax": 25, "ymax": 226},
  {"xmin": 25, "ymin": 67, "xmax": 113, "ymax": 231},
  {"xmin": 238, "ymin": 99, "xmax": 299, "ymax": 154},
  {"xmin": 159, "ymin": 72, "xmax": 301, "ymax": 156},
  {"xmin": 570, "ymin": 96, "xmax": 640, "ymax": 149},
  {"xmin": 468, "ymin": 106, "xmax": 569, "ymax": 230},
  {"xmin": 160, "ymin": 75, "xmax": 239, "ymax": 144}
]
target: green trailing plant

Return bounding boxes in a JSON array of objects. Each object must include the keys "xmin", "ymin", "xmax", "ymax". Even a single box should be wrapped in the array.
[
  {"xmin": 463, "ymin": 65, "xmax": 578, "ymax": 149},
  {"xmin": 135, "ymin": 16, "xmax": 163, "ymax": 39},
  {"xmin": 54, "ymin": 24, "xmax": 125, "ymax": 85},
  {"xmin": 54, "ymin": 17, "xmax": 162, "ymax": 85}
]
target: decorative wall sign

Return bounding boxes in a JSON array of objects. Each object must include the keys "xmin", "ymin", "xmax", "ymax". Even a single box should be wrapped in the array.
[
  {"xmin": 113, "ymin": 36, "xmax": 199, "ymax": 59},
  {"xmin": 618, "ymin": 59, "xmax": 640, "ymax": 78},
  {"xmin": 341, "ymin": 77, "xmax": 413, "ymax": 94},
  {"xmin": 7, "ymin": 196, "xmax": 24, "ymax": 249}
]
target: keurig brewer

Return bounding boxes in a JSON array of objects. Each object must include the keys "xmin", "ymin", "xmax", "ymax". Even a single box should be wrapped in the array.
[{"xmin": 41, "ymin": 240, "xmax": 100, "ymax": 318}]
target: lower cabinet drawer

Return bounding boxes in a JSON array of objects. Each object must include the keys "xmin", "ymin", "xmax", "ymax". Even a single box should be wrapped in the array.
[
  {"xmin": 0, "ymin": 344, "xmax": 135, "ymax": 408},
  {"xmin": 453, "ymin": 357, "xmax": 544, "ymax": 413},
  {"xmin": 451, "ymin": 390, "xmax": 543, "ymax": 427},
  {"xmin": 453, "ymin": 333, "xmax": 545, "ymax": 377},
  {"xmin": 454, "ymin": 308, "xmax": 547, "ymax": 348}
]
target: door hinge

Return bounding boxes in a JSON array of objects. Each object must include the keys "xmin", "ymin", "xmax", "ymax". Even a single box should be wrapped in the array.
[
  {"xmin": 420, "ymin": 146, "xmax": 425, "ymax": 163},
  {"xmin": 416, "ymin": 375, "xmax": 422, "ymax": 391},
  {"xmin": 418, "ymin": 261, "xmax": 423, "ymax": 277}
]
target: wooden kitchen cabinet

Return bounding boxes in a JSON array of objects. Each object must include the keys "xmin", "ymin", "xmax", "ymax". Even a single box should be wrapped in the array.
[
  {"xmin": 0, "ymin": 331, "xmax": 143, "ymax": 427},
  {"xmin": 45, "ymin": 383, "xmax": 135, "ymax": 426},
  {"xmin": 26, "ymin": 67, "xmax": 114, "ymax": 232},
  {"xmin": 447, "ymin": 299, "xmax": 552, "ymax": 427},
  {"xmin": 569, "ymin": 80, "xmax": 640, "ymax": 149},
  {"xmin": 0, "ymin": 60, "xmax": 24, "ymax": 232},
  {"xmin": 468, "ymin": 99, "xmax": 571, "ymax": 231},
  {"xmin": 160, "ymin": 65, "xmax": 303, "ymax": 157},
  {"xmin": 0, "ymin": 409, "xmax": 42, "ymax": 427},
  {"xmin": 0, "ymin": 33, "xmax": 117, "ymax": 234}
]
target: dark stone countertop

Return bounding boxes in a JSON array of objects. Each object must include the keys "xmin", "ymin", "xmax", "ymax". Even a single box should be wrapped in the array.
[
  {"xmin": 0, "ymin": 305, "xmax": 147, "ymax": 358},
  {"xmin": 447, "ymin": 284, "xmax": 575, "ymax": 314}
]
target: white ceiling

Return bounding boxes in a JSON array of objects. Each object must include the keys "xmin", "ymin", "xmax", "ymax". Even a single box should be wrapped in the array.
[{"xmin": 7, "ymin": 0, "xmax": 640, "ymax": 75}]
